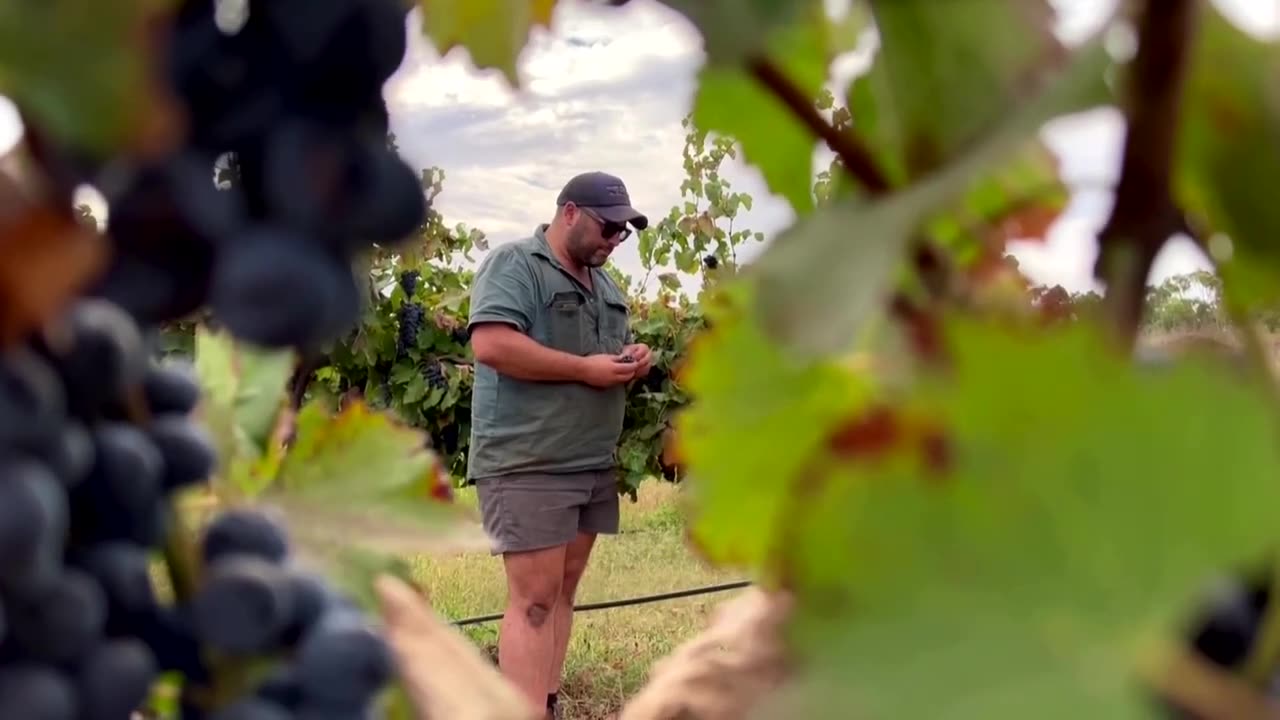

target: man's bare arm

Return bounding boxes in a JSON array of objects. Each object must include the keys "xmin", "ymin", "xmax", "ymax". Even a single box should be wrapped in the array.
[{"xmin": 470, "ymin": 323, "xmax": 587, "ymax": 382}]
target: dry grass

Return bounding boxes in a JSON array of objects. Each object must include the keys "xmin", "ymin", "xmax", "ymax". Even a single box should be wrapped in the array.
[{"xmin": 404, "ymin": 481, "xmax": 748, "ymax": 720}]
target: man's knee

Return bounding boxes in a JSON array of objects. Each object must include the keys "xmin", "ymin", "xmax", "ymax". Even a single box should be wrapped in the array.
[{"xmin": 524, "ymin": 600, "xmax": 554, "ymax": 628}]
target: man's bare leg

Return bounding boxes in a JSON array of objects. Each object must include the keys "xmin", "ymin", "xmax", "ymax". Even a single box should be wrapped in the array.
[
  {"xmin": 548, "ymin": 532, "xmax": 597, "ymax": 700},
  {"xmin": 499, "ymin": 544, "xmax": 568, "ymax": 713}
]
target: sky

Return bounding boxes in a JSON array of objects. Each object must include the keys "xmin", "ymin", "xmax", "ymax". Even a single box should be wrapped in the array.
[{"xmin": 0, "ymin": 0, "xmax": 1275, "ymax": 295}]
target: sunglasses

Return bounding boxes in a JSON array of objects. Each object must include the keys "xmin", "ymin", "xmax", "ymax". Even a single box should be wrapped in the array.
[{"xmin": 580, "ymin": 207, "xmax": 632, "ymax": 241}]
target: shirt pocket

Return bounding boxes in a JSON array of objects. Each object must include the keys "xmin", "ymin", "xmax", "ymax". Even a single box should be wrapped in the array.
[
  {"xmin": 600, "ymin": 298, "xmax": 630, "ymax": 355},
  {"xmin": 546, "ymin": 290, "xmax": 588, "ymax": 355}
]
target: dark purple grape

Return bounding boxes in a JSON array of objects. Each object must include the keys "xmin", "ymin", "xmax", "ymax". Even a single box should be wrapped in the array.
[
  {"xmin": 294, "ymin": 610, "xmax": 395, "ymax": 709},
  {"xmin": 74, "ymin": 639, "xmax": 158, "ymax": 720},
  {"xmin": 201, "ymin": 508, "xmax": 290, "ymax": 565},
  {"xmin": 191, "ymin": 557, "xmax": 295, "ymax": 655},
  {"xmin": 0, "ymin": 664, "xmax": 77, "ymax": 720}
]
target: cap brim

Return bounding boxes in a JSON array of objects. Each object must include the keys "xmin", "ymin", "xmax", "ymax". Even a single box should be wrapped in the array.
[{"xmin": 594, "ymin": 205, "xmax": 649, "ymax": 230}]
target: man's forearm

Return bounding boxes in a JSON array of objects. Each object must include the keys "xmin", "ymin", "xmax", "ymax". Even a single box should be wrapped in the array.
[{"xmin": 473, "ymin": 329, "xmax": 586, "ymax": 383}]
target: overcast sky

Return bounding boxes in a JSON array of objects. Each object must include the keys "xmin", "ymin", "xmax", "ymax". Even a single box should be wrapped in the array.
[{"xmin": 0, "ymin": 0, "xmax": 1274, "ymax": 294}]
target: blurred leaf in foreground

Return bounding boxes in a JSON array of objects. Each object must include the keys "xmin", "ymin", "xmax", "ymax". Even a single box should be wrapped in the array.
[
  {"xmin": 854, "ymin": 0, "xmax": 1066, "ymax": 179},
  {"xmin": 1174, "ymin": 3, "xmax": 1280, "ymax": 309},
  {"xmin": 417, "ymin": 0, "xmax": 557, "ymax": 87},
  {"xmin": 692, "ymin": 19, "xmax": 831, "ymax": 214},
  {"xmin": 751, "ymin": 318, "xmax": 1280, "ymax": 719},
  {"xmin": 750, "ymin": 33, "xmax": 1113, "ymax": 357},
  {"xmin": 0, "ymin": 0, "xmax": 180, "ymax": 155},
  {"xmin": 660, "ymin": 0, "xmax": 820, "ymax": 68}
]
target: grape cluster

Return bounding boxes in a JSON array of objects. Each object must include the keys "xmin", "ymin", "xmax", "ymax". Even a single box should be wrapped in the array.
[
  {"xmin": 2, "ymin": 1, "xmax": 419, "ymax": 716},
  {"xmin": 397, "ymin": 270, "xmax": 421, "ymax": 298},
  {"xmin": 420, "ymin": 359, "xmax": 446, "ymax": 392},
  {"xmin": 0, "ymin": 299, "xmax": 398, "ymax": 720},
  {"xmin": 0, "ymin": 299, "xmax": 213, "ymax": 719},
  {"xmin": 187, "ymin": 509, "xmax": 395, "ymax": 719},
  {"xmin": 81, "ymin": 0, "xmax": 425, "ymax": 354},
  {"xmin": 395, "ymin": 303, "xmax": 425, "ymax": 359}
]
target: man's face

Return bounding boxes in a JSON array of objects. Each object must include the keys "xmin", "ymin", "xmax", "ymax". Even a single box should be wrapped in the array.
[{"xmin": 566, "ymin": 206, "xmax": 629, "ymax": 268}]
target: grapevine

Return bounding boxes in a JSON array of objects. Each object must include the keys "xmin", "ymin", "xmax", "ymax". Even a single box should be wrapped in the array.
[{"xmin": 7, "ymin": 0, "xmax": 1280, "ymax": 719}]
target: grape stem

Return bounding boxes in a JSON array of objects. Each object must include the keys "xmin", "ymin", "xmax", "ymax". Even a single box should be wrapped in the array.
[
  {"xmin": 747, "ymin": 57, "xmax": 891, "ymax": 195},
  {"xmin": 1092, "ymin": 0, "xmax": 1198, "ymax": 346},
  {"xmin": 161, "ymin": 500, "xmax": 201, "ymax": 602}
]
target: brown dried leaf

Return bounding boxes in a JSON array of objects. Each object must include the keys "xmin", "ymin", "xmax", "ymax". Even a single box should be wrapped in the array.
[
  {"xmin": 617, "ymin": 587, "xmax": 794, "ymax": 720},
  {"xmin": 375, "ymin": 575, "xmax": 542, "ymax": 720},
  {"xmin": 0, "ymin": 171, "xmax": 107, "ymax": 347}
]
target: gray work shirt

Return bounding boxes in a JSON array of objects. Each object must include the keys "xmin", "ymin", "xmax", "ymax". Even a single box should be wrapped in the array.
[{"xmin": 466, "ymin": 225, "xmax": 632, "ymax": 481}]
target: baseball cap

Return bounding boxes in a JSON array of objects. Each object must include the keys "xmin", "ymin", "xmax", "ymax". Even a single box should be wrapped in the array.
[{"xmin": 556, "ymin": 171, "xmax": 649, "ymax": 230}]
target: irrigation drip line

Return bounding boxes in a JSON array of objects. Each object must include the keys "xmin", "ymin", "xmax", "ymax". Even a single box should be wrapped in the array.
[{"xmin": 450, "ymin": 579, "xmax": 753, "ymax": 627}]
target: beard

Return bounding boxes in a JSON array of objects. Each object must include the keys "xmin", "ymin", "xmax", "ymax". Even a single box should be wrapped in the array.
[{"xmin": 568, "ymin": 225, "xmax": 608, "ymax": 267}]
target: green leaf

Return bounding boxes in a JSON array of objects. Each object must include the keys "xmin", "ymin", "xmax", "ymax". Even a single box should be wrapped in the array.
[
  {"xmin": 0, "ymin": 0, "xmax": 171, "ymax": 152},
  {"xmin": 191, "ymin": 327, "xmax": 294, "ymax": 493},
  {"xmin": 851, "ymin": 0, "xmax": 1067, "ymax": 179},
  {"xmin": 659, "ymin": 0, "xmax": 820, "ymax": 68},
  {"xmin": 232, "ymin": 344, "xmax": 295, "ymax": 457},
  {"xmin": 1174, "ymin": 5, "xmax": 1280, "ymax": 308},
  {"xmin": 417, "ymin": 0, "xmax": 556, "ymax": 87},
  {"xmin": 692, "ymin": 20, "xmax": 828, "ymax": 213},
  {"xmin": 753, "ymin": 318, "xmax": 1280, "ymax": 719},
  {"xmin": 403, "ymin": 373, "xmax": 429, "ymax": 404},
  {"xmin": 751, "ymin": 36, "xmax": 1113, "ymax": 357}
]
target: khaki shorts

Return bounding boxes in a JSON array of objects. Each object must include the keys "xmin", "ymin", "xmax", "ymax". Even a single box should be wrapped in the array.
[{"xmin": 474, "ymin": 469, "xmax": 620, "ymax": 555}]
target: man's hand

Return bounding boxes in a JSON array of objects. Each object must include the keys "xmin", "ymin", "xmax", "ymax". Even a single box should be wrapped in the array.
[
  {"xmin": 579, "ymin": 354, "xmax": 637, "ymax": 388},
  {"xmin": 620, "ymin": 343, "xmax": 652, "ymax": 380}
]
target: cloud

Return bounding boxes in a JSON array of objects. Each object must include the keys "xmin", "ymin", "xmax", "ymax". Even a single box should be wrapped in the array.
[
  {"xmin": 385, "ymin": 1, "xmax": 792, "ymax": 284},
  {"xmin": 0, "ymin": 0, "xmax": 1272, "ymax": 295}
]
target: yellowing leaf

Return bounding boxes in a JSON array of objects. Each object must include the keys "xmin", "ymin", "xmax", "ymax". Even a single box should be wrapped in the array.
[
  {"xmin": 262, "ymin": 401, "xmax": 479, "ymax": 559},
  {"xmin": 675, "ymin": 281, "xmax": 872, "ymax": 569},
  {"xmin": 418, "ymin": 0, "xmax": 558, "ymax": 87}
]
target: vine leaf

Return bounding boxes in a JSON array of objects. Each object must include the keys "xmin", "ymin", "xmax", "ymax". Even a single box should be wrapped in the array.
[
  {"xmin": 750, "ymin": 35, "xmax": 1113, "ymax": 357},
  {"xmin": 1174, "ymin": 4, "xmax": 1280, "ymax": 309},
  {"xmin": 417, "ymin": 0, "xmax": 557, "ymax": 87},
  {"xmin": 692, "ymin": 21, "xmax": 830, "ymax": 213},
  {"xmin": 754, "ymin": 319, "xmax": 1280, "ymax": 719},
  {"xmin": 852, "ymin": 0, "xmax": 1065, "ymax": 180},
  {"xmin": 0, "ymin": 0, "xmax": 179, "ymax": 154},
  {"xmin": 928, "ymin": 140, "xmax": 1069, "ymax": 269},
  {"xmin": 192, "ymin": 326, "xmax": 294, "ymax": 492},
  {"xmin": 260, "ymin": 400, "xmax": 485, "ymax": 560},
  {"xmin": 659, "ymin": 0, "xmax": 821, "ymax": 68}
]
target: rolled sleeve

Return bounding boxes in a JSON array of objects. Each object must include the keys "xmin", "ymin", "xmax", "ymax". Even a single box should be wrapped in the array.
[{"xmin": 468, "ymin": 246, "xmax": 538, "ymax": 333}]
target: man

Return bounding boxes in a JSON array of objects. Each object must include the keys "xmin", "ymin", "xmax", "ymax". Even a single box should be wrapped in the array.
[{"xmin": 466, "ymin": 171, "xmax": 652, "ymax": 719}]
